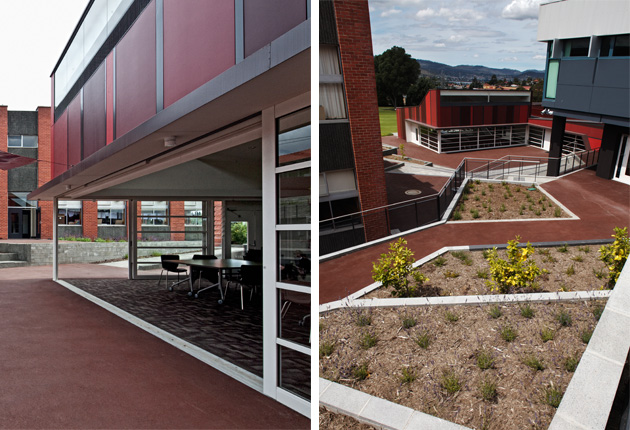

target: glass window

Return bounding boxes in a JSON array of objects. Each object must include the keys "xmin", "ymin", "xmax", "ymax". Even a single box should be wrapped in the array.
[
  {"xmin": 97, "ymin": 201, "xmax": 126, "ymax": 225},
  {"xmin": 562, "ymin": 37, "xmax": 590, "ymax": 57},
  {"xmin": 278, "ymin": 290, "xmax": 310, "ymax": 346},
  {"xmin": 278, "ymin": 168, "xmax": 310, "ymax": 224},
  {"xmin": 8, "ymin": 192, "xmax": 36, "ymax": 208},
  {"xmin": 278, "ymin": 345, "xmax": 310, "ymax": 400},
  {"xmin": 320, "ymin": 84, "xmax": 347, "ymax": 120},
  {"xmin": 277, "ymin": 108, "xmax": 310, "ymax": 167},
  {"xmin": 141, "ymin": 201, "xmax": 169, "ymax": 225},
  {"xmin": 185, "ymin": 201, "xmax": 203, "ymax": 226},
  {"xmin": 601, "ymin": 34, "xmax": 629, "ymax": 57},
  {"xmin": 545, "ymin": 60, "xmax": 560, "ymax": 99},
  {"xmin": 22, "ymin": 136, "xmax": 38, "ymax": 148},
  {"xmin": 7, "ymin": 135, "xmax": 38, "ymax": 148},
  {"xmin": 278, "ymin": 231, "xmax": 310, "ymax": 286},
  {"xmin": 58, "ymin": 201, "xmax": 82, "ymax": 225}
]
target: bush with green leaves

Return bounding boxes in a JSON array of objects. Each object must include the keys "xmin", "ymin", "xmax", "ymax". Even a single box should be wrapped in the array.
[
  {"xmin": 372, "ymin": 238, "xmax": 429, "ymax": 297},
  {"xmin": 598, "ymin": 227, "xmax": 629, "ymax": 289},
  {"xmin": 485, "ymin": 236, "xmax": 543, "ymax": 293}
]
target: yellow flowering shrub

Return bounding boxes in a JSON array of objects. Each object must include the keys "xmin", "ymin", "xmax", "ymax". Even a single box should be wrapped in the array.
[
  {"xmin": 372, "ymin": 238, "xmax": 429, "ymax": 297},
  {"xmin": 485, "ymin": 236, "xmax": 542, "ymax": 293},
  {"xmin": 599, "ymin": 227, "xmax": 629, "ymax": 289}
]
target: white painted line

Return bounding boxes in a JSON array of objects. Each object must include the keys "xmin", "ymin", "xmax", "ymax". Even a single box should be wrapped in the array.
[{"xmin": 55, "ymin": 279, "xmax": 263, "ymax": 393}]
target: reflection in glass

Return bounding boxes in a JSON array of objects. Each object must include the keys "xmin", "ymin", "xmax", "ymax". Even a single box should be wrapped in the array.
[
  {"xmin": 278, "ymin": 231, "xmax": 310, "ymax": 286},
  {"xmin": 278, "ymin": 346, "xmax": 310, "ymax": 400},
  {"xmin": 278, "ymin": 289, "xmax": 310, "ymax": 347},
  {"xmin": 277, "ymin": 108, "xmax": 310, "ymax": 167},
  {"xmin": 278, "ymin": 168, "xmax": 310, "ymax": 224}
]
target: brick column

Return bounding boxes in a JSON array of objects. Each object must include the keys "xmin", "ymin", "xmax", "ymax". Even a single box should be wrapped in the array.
[
  {"xmin": 334, "ymin": 0, "xmax": 389, "ymax": 242},
  {"xmin": 82, "ymin": 201, "xmax": 98, "ymax": 239},
  {"xmin": 214, "ymin": 201, "xmax": 223, "ymax": 252},
  {"xmin": 0, "ymin": 106, "xmax": 7, "ymax": 239},
  {"xmin": 37, "ymin": 107, "xmax": 54, "ymax": 239},
  {"xmin": 170, "ymin": 201, "xmax": 185, "ymax": 241}
]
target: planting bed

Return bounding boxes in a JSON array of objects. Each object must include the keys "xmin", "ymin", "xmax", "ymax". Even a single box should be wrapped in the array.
[
  {"xmin": 450, "ymin": 181, "xmax": 571, "ymax": 221},
  {"xmin": 319, "ymin": 299, "xmax": 607, "ymax": 430},
  {"xmin": 365, "ymin": 244, "xmax": 611, "ymax": 299}
]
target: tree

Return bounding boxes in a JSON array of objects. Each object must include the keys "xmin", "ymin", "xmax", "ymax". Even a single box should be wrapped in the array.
[
  {"xmin": 530, "ymin": 79, "xmax": 544, "ymax": 102},
  {"xmin": 406, "ymin": 76, "xmax": 439, "ymax": 105},
  {"xmin": 468, "ymin": 77, "xmax": 483, "ymax": 90},
  {"xmin": 374, "ymin": 46, "xmax": 420, "ymax": 108},
  {"xmin": 488, "ymin": 74, "xmax": 498, "ymax": 85}
]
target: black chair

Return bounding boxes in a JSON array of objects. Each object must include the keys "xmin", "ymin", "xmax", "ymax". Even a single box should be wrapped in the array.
[
  {"xmin": 233, "ymin": 264, "xmax": 263, "ymax": 310},
  {"xmin": 190, "ymin": 254, "xmax": 219, "ymax": 298},
  {"xmin": 158, "ymin": 254, "xmax": 188, "ymax": 289}
]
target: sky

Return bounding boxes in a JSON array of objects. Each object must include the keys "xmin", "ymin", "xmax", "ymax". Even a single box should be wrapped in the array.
[
  {"xmin": 369, "ymin": 0, "xmax": 548, "ymax": 72},
  {"xmin": 0, "ymin": 0, "xmax": 89, "ymax": 111}
]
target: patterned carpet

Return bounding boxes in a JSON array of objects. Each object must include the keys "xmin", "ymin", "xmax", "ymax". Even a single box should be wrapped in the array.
[{"xmin": 64, "ymin": 276, "xmax": 310, "ymax": 398}]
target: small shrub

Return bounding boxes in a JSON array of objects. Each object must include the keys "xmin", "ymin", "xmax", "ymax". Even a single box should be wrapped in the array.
[
  {"xmin": 580, "ymin": 328, "xmax": 593, "ymax": 344},
  {"xmin": 452, "ymin": 251, "xmax": 472, "ymax": 266},
  {"xmin": 488, "ymin": 305, "xmax": 502, "ymax": 319},
  {"xmin": 416, "ymin": 331, "xmax": 431, "ymax": 349},
  {"xmin": 355, "ymin": 311, "xmax": 372, "ymax": 327},
  {"xmin": 500, "ymin": 324, "xmax": 517, "ymax": 342},
  {"xmin": 319, "ymin": 340, "xmax": 335, "ymax": 357},
  {"xmin": 535, "ymin": 209, "xmax": 541, "ymax": 216},
  {"xmin": 477, "ymin": 269, "xmax": 489, "ymax": 279},
  {"xmin": 520, "ymin": 303, "xmax": 535, "ymax": 318},
  {"xmin": 475, "ymin": 196, "xmax": 481, "ymax": 201},
  {"xmin": 557, "ymin": 243, "xmax": 569, "ymax": 253},
  {"xmin": 566, "ymin": 264, "xmax": 575, "ymax": 276},
  {"xmin": 544, "ymin": 254, "xmax": 557, "ymax": 263},
  {"xmin": 487, "ymin": 205, "xmax": 493, "ymax": 213},
  {"xmin": 445, "ymin": 310, "xmax": 459, "ymax": 322},
  {"xmin": 540, "ymin": 327, "xmax": 555, "ymax": 342},
  {"xmin": 481, "ymin": 190, "xmax": 486, "ymax": 196},
  {"xmin": 475, "ymin": 179, "xmax": 481, "ymax": 185},
  {"xmin": 402, "ymin": 316, "xmax": 417, "ymax": 329},
  {"xmin": 542, "ymin": 383, "xmax": 564, "ymax": 408},
  {"xmin": 400, "ymin": 367, "xmax": 417, "ymax": 384},
  {"xmin": 452, "ymin": 211, "xmax": 462, "ymax": 221},
  {"xmin": 372, "ymin": 238, "xmax": 429, "ymax": 297},
  {"xmin": 359, "ymin": 331, "xmax": 378, "ymax": 350},
  {"xmin": 482, "ymin": 202, "xmax": 488, "ymax": 209},
  {"xmin": 572, "ymin": 255, "xmax": 584, "ymax": 262},
  {"xmin": 433, "ymin": 256, "xmax": 447, "ymax": 267},
  {"xmin": 599, "ymin": 227, "xmax": 629, "ymax": 288},
  {"xmin": 503, "ymin": 193, "xmax": 509, "ymax": 200},
  {"xmin": 578, "ymin": 245, "xmax": 591, "ymax": 253},
  {"xmin": 499, "ymin": 204, "xmax": 506, "ymax": 212},
  {"xmin": 520, "ymin": 204, "xmax": 526, "ymax": 211},
  {"xmin": 529, "ymin": 204, "xmax": 534, "ymax": 211},
  {"xmin": 519, "ymin": 208, "xmax": 524, "ymax": 215},
  {"xmin": 485, "ymin": 236, "xmax": 542, "ymax": 293},
  {"xmin": 556, "ymin": 309, "xmax": 572, "ymax": 327},
  {"xmin": 462, "ymin": 194, "xmax": 469, "ymax": 201},
  {"xmin": 593, "ymin": 268, "xmax": 607, "ymax": 280},
  {"xmin": 523, "ymin": 354, "xmax": 545, "ymax": 371},
  {"xmin": 444, "ymin": 270, "xmax": 460, "ymax": 279},
  {"xmin": 482, "ymin": 249, "xmax": 492, "ymax": 259},
  {"xmin": 440, "ymin": 369, "xmax": 462, "ymax": 395},
  {"xmin": 592, "ymin": 304, "xmax": 604, "ymax": 321},
  {"xmin": 477, "ymin": 349, "xmax": 495, "ymax": 370},
  {"xmin": 352, "ymin": 363, "xmax": 369, "ymax": 381},
  {"xmin": 564, "ymin": 354, "xmax": 579, "ymax": 372},
  {"xmin": 488, "ymin": 184, "xmax": 494, "ymax": 191},
  {"xmin": 479, "ymin": 378, "xmax": 498, "ymax": 401},
  {"xmin": 472, "ymin": 209, "xmax": 480, "ymax": 219},
  {"xmin": 554, "ymin": 207, "xmax": 562, "ymax": 217}
]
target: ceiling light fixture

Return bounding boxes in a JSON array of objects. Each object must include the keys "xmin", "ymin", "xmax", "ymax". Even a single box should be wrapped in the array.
[{"xmin": 164, "ymin": 136, "xmax": 177, "ymax": 147}]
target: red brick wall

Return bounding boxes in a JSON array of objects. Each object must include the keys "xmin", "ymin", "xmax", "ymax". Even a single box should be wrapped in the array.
[
  {"xmin": 37, "ymin": 107, "xmax": 54, "ymax": 239},
  {"xmin": 214, "ymin": 201, "xmax": 223, "ymax": 249},
  {"xmin": 82, "ymin": 201, "xmax": 98, "ymax": 239},
  {"xmin": 334, "ymin": 0, "xmax": 389, "ymax": 241},
  {"xmin": 170, "ymin": 201, "xmax": 185, "ymax": 241},
  {"xmin": 0, "ymin": 106, "xmax": 7, "ymax": 239}
]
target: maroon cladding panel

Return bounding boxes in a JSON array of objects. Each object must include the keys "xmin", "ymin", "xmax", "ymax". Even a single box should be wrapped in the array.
[
  {"xmin": 163, "ymin": 0, "xmax": 235, "ymax": 108},
  {"xmin": 53, "ymin": 112, "xmax": 68, "ymax": 178},
  {"xmin": 116, "ymin": 0, "xmax": 156, "ymax": 138},
  {"xmin": 243, "ymin": 0, "xmax": 306, "ymax": 57},
  {"xmin": 83, "ymin": 62, "xmax": 106, "ymax": 159},
  {"xmin": 67, "ymin": 94, "xmax": 82, "ymax": 168}
]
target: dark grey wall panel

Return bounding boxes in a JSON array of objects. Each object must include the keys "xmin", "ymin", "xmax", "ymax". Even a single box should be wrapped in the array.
[
  {"xmin": 97, "ymin": 226, "xmax": 128, "ymax": 240},
  {"xmin": 556, "ymin": 84, "xmax": 593, "ymax": 112},
  {"xmin": 594, "ymin": 58, "xmax": 630, "ymax": 89},
  {"xmin": 7, "ymin": 111, "xmax": 38, "ymax": 135},
  {"xmin": 320, "ymin": 122, "xmax": 354, "ymax": 172},
  {"xmin": 590, "ymin": 87, "xmax": 630, "ymax": 119},
  {"xmin": 557, "ymin": 59, "xmax": 597, "ymax": 86},
  {"xmin": 7, "ymin": 148, "xmax": 38, "ymax": 192},
  {"xmin": 58, "ymin": 225, "xmax": 83, "ymax": 238}
]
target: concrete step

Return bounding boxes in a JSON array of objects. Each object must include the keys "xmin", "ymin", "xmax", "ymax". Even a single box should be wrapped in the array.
[
  {"xmin": 0, "ymin": 261, "xmax": 29, "ymax": 269},
  {"xmin": 0, "ymin": 253, "xmax": 20, "ymax": 262}
]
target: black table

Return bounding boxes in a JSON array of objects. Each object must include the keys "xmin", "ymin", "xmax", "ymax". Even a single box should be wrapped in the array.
[{"xmin": 166, "ymin": 259, "xmax": 262, "ymax": 301}]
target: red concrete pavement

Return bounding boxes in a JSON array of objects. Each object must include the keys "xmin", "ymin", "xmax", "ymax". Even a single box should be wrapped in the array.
[
  {"xmin": 320, "ymin": 168, "xmax": 630, "ymax": 304},
  {"xmin": 0, "ymin": 265, "xmax": 309, "ymax": 429}
]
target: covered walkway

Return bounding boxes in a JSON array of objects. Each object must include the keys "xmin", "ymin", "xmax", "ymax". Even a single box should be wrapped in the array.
[{"xmin": 0, "ymin": 264, "xmax": 309, "ymax": 429}]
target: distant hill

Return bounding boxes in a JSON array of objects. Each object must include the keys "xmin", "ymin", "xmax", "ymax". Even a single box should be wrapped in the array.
[{"xmin": 416, "ymin": 58, "xmax": 545, "ymax": 82}]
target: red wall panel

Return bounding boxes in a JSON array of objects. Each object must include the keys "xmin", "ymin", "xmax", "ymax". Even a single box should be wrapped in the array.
[
  {"xmin": 244, "ymin": 0, "xmax": 306, "ymax": 57},
  {"xmin": 106, "ymin": 52, "xmax": 114, "ymax": 144},
  {"xmin": 163, "ymin": 0, "xmax": 235, "ymax": 108},
  {"xmin": 67, "ymin": 94, "xmax": 82, "ymax": 168},
  {"xmin": 53, "ymin": 111, "xmax": 68, "ymax": 178},
  {"xmin": 115, "ymin": 0, "xmax": 156, "ymax": 138},
  {"xmin": 83, "ymin": 62, "xmax": 106, "ymax": 159}
]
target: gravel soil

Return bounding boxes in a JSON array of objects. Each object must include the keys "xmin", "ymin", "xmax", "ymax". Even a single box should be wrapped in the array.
[
  {"xmin": 319, "ymin": 299, "xmax": 607, "ymax": 430},
  {"xmin": 365, "ymin": 245, "xmax": 610, "ymax": 299}
]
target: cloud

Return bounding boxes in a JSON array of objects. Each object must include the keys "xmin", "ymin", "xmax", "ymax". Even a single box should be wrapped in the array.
[
  {"xmin": 381, "ymin": 8, "xmax": 402, "ymax": 17},
  {"xmin": 416, "ymin": 8, "xmax": 436, "ymax": 18},
  {"xmin": 532, "ymin": 54, "xmax": 545, "ymax": 60},
  {"xmin": 474, "ymin": 54, "xmax": 479, "ymax": 58},
  {"xmin": 448, "ymin": 34, "xmax": 467, "ymax": 43},
  {"xmin": 500, "ymin": 56, "xmax": 519, "ymax": 62},
  {"xmin": 502, "ymin": 0, "xmax": 542, "ymax": 20},
  {"xmin": 434, "ymin": 43, "xmax": 447, "ymax": 48}
]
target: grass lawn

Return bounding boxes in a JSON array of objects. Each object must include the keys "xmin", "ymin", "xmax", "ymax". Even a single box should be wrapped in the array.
[{"xmin": 378, "ymin": 107, "xmax": 397, "ymax": 136}]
